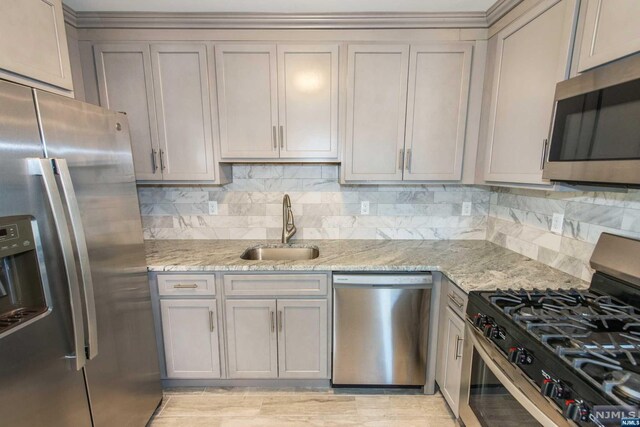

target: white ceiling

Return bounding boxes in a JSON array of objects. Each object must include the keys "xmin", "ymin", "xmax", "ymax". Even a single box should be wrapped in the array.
[{"xmin": 64, "ymin": 0, "xmax": 498, "ymax": 14}]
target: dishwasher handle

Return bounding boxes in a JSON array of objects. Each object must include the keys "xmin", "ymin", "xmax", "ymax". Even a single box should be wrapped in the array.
[{"xmin": 333, "ymin": 273, "xmax": 432, "ymax": 287}]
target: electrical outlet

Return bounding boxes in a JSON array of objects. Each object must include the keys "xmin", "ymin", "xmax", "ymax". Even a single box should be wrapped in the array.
[
  {"xmin": 461, "ymin": 202, "xmax": 472, "ymax": 216},
  {"xmin": 360, "ymin": 201, "xmax": 370, "ymax": 215},
  {"xmin": 551, "ymin": 213, "xmax": 564, "ymax": 234},
  {"xmin": 208, "ymin": 201, "xmax": 218, "ymax": 215}
]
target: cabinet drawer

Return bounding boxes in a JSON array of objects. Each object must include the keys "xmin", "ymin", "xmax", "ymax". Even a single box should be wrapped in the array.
[
  {"xmin": 158, "ymin": 274, "xmax": 216, "ymax": 296},
  {"xmin": 224, "ymin": 274, "xmax": 328, "ymax": 297},
  {"xmin": 444, "ymin": 277, "xmax": 467, "ymax": 316}
]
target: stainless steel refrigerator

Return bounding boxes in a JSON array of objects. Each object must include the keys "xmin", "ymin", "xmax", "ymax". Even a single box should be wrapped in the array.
[{"xmin": 0, "ymin": 79, "xmax": 162, "ymax": 426}]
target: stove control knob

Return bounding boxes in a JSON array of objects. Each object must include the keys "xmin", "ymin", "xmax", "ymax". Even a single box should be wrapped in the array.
[
  {"xmin": 508, "ymin": 347, "xmax": 533, "ymax": 365},
  {"xmin": 564, "ymin": 400, "xmax": 589, "ymax": 422},
  {"xmin": 483, "ymin": 323, "xmax": 504, "ymax": 340},
  {"xmin": 541, "ymin": 379, "xmax": 566, "ymax": 399},
  {"xmin": 473, "ymin": 313, "xmax": 488, "ymax": 328}
]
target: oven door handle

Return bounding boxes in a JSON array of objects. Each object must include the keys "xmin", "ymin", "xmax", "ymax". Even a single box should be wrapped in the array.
[{"xmin": 466, "ymin": 324, "xmax": 573, "ymax": 427}]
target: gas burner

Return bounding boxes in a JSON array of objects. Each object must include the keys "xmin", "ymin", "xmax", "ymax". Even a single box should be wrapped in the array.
[{"xmin": 605, "ymin": 371, "xmax": 640, "ymax": 405}]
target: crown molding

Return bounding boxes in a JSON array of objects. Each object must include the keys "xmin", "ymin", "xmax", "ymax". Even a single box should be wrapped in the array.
[
  {"xmin": 486, "ymin": 0, "xmax": 524, "ymax": 26},
  {"xmin": 63, "ymin": 1, "xmax": 523, "ymax": 30}
]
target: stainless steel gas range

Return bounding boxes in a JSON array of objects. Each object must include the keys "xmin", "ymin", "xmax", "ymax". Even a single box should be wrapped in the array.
[{"xmin": 460, "ymin": 233, "xmax": 640, "ymax": 427}]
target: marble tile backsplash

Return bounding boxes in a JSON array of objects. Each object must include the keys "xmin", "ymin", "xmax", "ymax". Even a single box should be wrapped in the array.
[
  {"xmin": 138, "ymin": 165, "xmax": 490, "ymax": 241},
  {"xmin": 486, "ymin": 187, "xmax": 640, "ymax": 281}
]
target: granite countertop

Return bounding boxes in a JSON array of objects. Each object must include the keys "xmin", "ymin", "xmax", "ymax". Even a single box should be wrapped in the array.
[{"xmin": 145, "ymin": 239, "xmax": 588, "ymax": 293}]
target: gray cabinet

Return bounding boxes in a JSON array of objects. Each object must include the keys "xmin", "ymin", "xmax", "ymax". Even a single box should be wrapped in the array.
[
  {"xmin": 577, "ymin": 0, "xmax": 640, "ymax": 72},
  {"xmin": 215, "ymin": 44, "xmax": 339, "ymax": 160},
  {"xmin": 482, "ymin": 0, "xmax": 578, "ymax": 185},
  {"xmin": 344, "ymin": 43, "xmax": 473, "ymax": 182},
  {"xmin": 0, "ymin": 0, "xmax": 73, "ymax": 93},
  {"xmin": 94, "ymin": 44, "xmax": 160, "ymax": 180},
  {"xmin": 223, "ymin": 273, "xmax": 330, "ymax": 380},
  {"xmin": 225, "ymin": 299, "xmax": 279, "ymax": 379},
  {"xmin": 150, "ymin": 44, "xmax": 217, "ymax": 180},
  {"xmin": 436, "ymin": 277, "xmax": 468, "ymax": 417},
  {"xmin": 160, "ymin": 299, "xmax": 221, "ymax": 379}
]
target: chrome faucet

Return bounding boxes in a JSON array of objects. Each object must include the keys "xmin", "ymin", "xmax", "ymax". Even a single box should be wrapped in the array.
[{"xmin": 281, "ymin": 194, "xmax": 297, "ymax": 244}]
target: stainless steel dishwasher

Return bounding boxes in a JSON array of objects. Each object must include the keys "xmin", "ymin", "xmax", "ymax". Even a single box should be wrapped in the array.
[{"xmin": 332, "ymin": 273, "xmax": 433, "ymax": 387}]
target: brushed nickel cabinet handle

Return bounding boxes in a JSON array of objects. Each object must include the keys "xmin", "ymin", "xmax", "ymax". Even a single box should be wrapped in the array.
[
  {"xmin": 398, "ymin": 149, "xmax": 405, "ymax": 171},
  {"xmin": 279, "ymin": 125, "xmax": 284, "ymax": 149},
  {"xmin": 173, "ymin": 283, "xmax": 198, "ymax": 289},
  {"xmin": 540, "ymin": 138, "xmax": 549, "ymax": 170},
  {"xmin": 209, "ymin": 311, "xmax": 215, "ymax": 332},
  {"xmin": 151, "ymin": 149, "xmax": 158, "ymax": 173},
  {"xmin": 447, "ymin": 292, "xmax": 464, "ymax": 309},
  {"xmin": 406, "ymin": 148, "xmax": 412, "ymax": 172},
  {"xmin": 270, "ymin": 311, "xmax": 275, "ymax": 333},
  {"xmin": 159, "ymin": 149, "xmax": 166, "ymax": 171},
  {"xmin": 455, "ymin": 336, "xmax": 464, "ymax": 360},
  {"xmin": 278, "ymin": 310, "xmax": 283, "ymax": 332},
  {"xmin": 272, "ymin": 126, "xmax": 277, "ymax": 150}
]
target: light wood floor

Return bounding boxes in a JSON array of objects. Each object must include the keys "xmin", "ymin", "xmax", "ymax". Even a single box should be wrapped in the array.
[{"xmin": 150, "ymin": 387, "xmax": 458, "ymax": 426}]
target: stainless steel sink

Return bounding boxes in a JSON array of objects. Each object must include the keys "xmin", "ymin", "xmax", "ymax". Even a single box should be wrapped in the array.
[{"xmin": 240, "ymin": 245, "xmax": 320, "ymax": 261}]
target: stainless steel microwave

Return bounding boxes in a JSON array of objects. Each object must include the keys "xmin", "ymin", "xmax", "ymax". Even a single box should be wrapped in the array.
[{"xmin": 543, "ymin": 54, "xmax": 640, "ymax": 186}]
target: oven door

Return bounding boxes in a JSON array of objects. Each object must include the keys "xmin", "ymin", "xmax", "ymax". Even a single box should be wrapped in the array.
[{"xmin": 459, "ymin": 323, "xmax": 573, "ymax": 427}]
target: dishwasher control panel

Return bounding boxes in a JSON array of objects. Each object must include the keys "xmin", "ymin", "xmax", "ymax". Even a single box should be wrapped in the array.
[{"xmin": 333, "ymin": 273, "xmax": 432, "ymax": 286}]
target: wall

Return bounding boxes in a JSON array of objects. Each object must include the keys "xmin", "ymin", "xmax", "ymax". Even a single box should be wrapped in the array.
[
  {"xmin": 487, "ymin": 187, "xmax": 640, "ymax": 281},
  {"xmin": 138, "ymin": 164, "xmax": 490, "ymax": 241}
]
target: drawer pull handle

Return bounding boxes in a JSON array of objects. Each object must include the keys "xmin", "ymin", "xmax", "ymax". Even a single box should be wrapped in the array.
[
  {"xmin": 173, "ymin": 284, "xmax": 198, "ymax": 289},
  {"xmin": 447, "ymin": 292, "xmax": 463, "ymax": 309},
  {"xmin": 209, "ymin": 311, "xmax": 215, "ymax": 332}
]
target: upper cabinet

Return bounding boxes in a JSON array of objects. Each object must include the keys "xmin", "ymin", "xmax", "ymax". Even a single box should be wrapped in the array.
[
  {"xmin": 94, "ymin": 43, "xmax": 221, "ymax": 182},
  {"xmin": 215, "ymin": 44, "xmax": 339, "ymax": 160},
  {"xmin": 577, "ymin": 0, "xmax": 640, "ymax": 72},
  {"xmin": 94, "ymin": 44, "xmax": 160, "ymax": 180},
  {"xmin": 343, "ymin": 43, "xmax": 472, "ymax": 182},
  {"xmin": 0, "ymin": 0, "xmax": 73, "ymax": 94},
  {"xmin": 481, "ymin": 0, "xmax": 578, "ymax": 185}
]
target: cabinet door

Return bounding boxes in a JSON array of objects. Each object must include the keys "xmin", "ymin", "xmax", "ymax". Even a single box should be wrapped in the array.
[
  {"xmin": 0, "ymin": 0, "xmax": 73, "ymax": 91},
  {"xmin": 441, "ymin": 306, "xmax": 465, "ymax": 417},
  {"xmin": 215, "ymin": 44, "xmax": 279, "ymax": 159},
  {"xmin": 225, "ymin": 299, "xmax": 278, "ymax": 379},
  {"xmin": 277, "ymin": 45, "xmax": 339, "ymax": 159},
  {"xmin": 94, "ymin": 44, "xmax": 160, "ymax": 180},
  {"xmin": 484, "ymin": 0, "xmax": 577, "ymax": 184},
  {"xmin": 150, "ymin": 44, "xmax": 216, "ymax": 180},
  {"xmin": 404, "ymin": 43, "xmax": 472, "ymax": 181},
  {"xmin": 578, "ymin": 0, "xmax": 640, "ymax": 72},
  {"xmin": 277, "ymin": 299, "xmax": 328, "ymax": 379},
  {"xmin": 160, "ymin": 299, "xmax": 220, "ymax": 379},
  {"xmin": 344, "ymin": 45, "xmax": 409, "ymax": 181}
]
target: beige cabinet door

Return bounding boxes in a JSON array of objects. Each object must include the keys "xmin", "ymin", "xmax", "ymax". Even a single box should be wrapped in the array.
[
  {"xmin": 94, "ymin": 44, "xmax": 160, "ymax": 180},
  {"xmin": 404, "ymin": 43, "xmax": 473, "ymax": 181},
  {"xmin": 150, "ymin": 44, "xmax": 216, "ymax": 180},
  {"xmin": 225, "ymin": 299, "xmax": 278, "ymax": 379},
  {"xmin": 215, "ymin": 44, "xmax": 279, "ymax": 159},
  {"xmin": 483, "ymin": 0, "xmax": 577, "ymax": 184},
  {"xmin": 277, "ymin": 299, "xmax": 328, "ymax": 379},
  {"xmin": 441, "ymin": 306, "xmax": 464, "ymax": 417},
  {"xmin": 277, "ymin": 45, "xmax": 339, "ymax": 159},
  {"xmin": 0, "ymin": 0, "xmax": 72, "ymax": 91},
  {"xmin": 160, "ymin": 299, "xmax": 220, "ymax": 379},
  {"xmin": 577, "ymin": 0, "xmax": 640, "ymax": 72},
  {"xmin": 344, "ymin": 45, "xmax": 409, "ymax": 181}
]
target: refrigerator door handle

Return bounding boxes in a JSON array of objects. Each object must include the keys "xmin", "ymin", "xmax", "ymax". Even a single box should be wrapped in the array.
[
  {"xmin": 30, "ymin": 158, "xmax": 87, "ymax": 371},
  {"xmin": 53, "ymin": 158, "xmax": 98, "ymax": 360}
]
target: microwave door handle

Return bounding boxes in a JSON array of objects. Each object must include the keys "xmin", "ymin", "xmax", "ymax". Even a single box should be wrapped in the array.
[
  {"xmin": 31, "ymin": 158, "xmax": 87, "ymax": 371},
  {"xmin": 466, "ymin": 325, "xmax": 572, "ymax": 427},
  {"xmin": 53, "ymin": 158, "xmax": 98, "ymax": 361}
]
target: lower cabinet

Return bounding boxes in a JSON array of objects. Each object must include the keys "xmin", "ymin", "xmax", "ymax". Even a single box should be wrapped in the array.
[
  {"xmin": 439, "ymin": 306, "xmax": 465, "ymax": 415},
  {"xmin": 225, "ymin": 298, "xmax": 328, "ymax": 379},
  {"xmin": 160, "ymin": 299, "xmax": 221, "ymax": 379}
]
